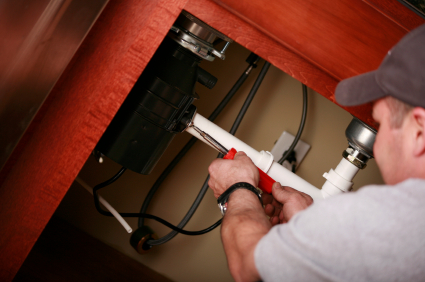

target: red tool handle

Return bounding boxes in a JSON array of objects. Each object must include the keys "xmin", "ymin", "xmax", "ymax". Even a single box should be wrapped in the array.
[{"xmin": 224, "ymin": 148, "xmax": 274, "ymax": 194}]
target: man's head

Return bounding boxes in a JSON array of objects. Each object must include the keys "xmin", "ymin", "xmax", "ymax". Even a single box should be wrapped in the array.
[{"xmin": 335, "ymin": 24, "xmax": 425, "ymax": 184}]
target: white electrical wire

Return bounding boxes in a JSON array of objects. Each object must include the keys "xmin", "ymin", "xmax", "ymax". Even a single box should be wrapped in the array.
[{"xmin": 75, "ymin": 176, "xmax": 133, "ymax": 233}]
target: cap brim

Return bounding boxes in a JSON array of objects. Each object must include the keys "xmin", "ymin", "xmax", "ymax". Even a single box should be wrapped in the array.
[{"xmin": 335, "ymin": 71, "xmax": 387, "ymax": 106}]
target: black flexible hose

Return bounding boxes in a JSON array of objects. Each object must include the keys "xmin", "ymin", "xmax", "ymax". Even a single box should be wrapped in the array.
[
  {"xmin": 93, "ymin": 167, "xmax": 127, "ymax": 199},
  {"xmin": 138, "ymin": 60, "xmax": 258, "ymax": 241},
  {"xmin": 92, "ymin": 60, "xmax": 271, "ymax": 238},
  {"xmin": 93, "ymin": 167, "xmax": 222, "ymax": 235},
  {"xmin": 138, "ymin": 59, "xmax": 257, "ymax": 228},
  {"xmin": 145, "ymin": 60, "xmax": 271, "ymax": 245},
  {"xmin": 278, "ymin": 83, "xmax": 308, "ymax": 165},
  {"xmin": 229, "ymin": 62, "xmax": 270, "ymax": 133}
]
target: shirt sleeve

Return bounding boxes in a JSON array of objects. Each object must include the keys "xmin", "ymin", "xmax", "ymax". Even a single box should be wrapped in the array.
[
  {"xmin": 254, "ymin": 193, "xmax": 361, "ymax": 282},
  {"xmin": 254, "ymin": 180, "xmax": 425, "ymax": 282}
]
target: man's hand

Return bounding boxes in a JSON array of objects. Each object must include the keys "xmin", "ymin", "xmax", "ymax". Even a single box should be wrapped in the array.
[
  {"xmin": 262, "ymin": 182, "xmax": 313, "ymax": 225},
  {"xmin": 207, "ymin": 151, "xmax": 314, "ymax": 282},
  {"xmin": 208, "ymin": 151, "xmax": 259, "ymax": 198},
  {"xmin": 207, "ymin": 151, "xmax": 265, "ymax": 281}
]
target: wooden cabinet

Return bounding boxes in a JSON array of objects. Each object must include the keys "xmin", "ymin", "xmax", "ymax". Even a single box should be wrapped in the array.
[{"xmin": 0, "ymin": 0, "xmax": 422, "ymax": 280}]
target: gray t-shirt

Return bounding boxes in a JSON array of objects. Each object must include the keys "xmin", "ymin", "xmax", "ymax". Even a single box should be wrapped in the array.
[{"xmin": 254, "ymin": 178, "xmax": 425, "ymax": 282}]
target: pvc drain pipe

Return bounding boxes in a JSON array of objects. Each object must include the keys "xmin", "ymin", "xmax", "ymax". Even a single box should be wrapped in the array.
[{"xmin": 185, "ymin": 113, "xmax": 324, "ymax": 201}]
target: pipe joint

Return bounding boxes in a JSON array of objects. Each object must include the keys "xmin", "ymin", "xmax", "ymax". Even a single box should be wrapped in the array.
[
  {"xmin": 257, "ymin": 151, "xmax": 274, "ymax": 173},
  {"xmin": 322, "ymin": 168, "xmax": 353, "ymax": 194},
  {"xmin": 321, "ymin": 157, "xmax": 360, "ymax": 198},
  {"xmin": 342, "ymin": 146, "xmax": 369, "ymax": 169}
]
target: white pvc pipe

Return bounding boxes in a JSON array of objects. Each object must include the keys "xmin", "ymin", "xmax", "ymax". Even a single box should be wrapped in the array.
[
  {"xmin": 321, "ymin": 158, "xmax": 360, "ymax": 198},
  {"xmin": 335, "ymin": 158, "xmax": 360, "ymax": 180},
  {"xmin": 335, "ymin": 158, "xmax": 359, "ymax": 181},
  {"xmin": 185, "ymin": 113, "xmax": 324, "ymax": 201},
  {"xmin": 75, "ymin": 176, "xmax": 133, "ymax": 233}
]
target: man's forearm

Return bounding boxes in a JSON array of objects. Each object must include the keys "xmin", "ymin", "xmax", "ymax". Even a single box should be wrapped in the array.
[{"xmin": 221, "ymin": 189, "xmax": 271, "ymax": 282}]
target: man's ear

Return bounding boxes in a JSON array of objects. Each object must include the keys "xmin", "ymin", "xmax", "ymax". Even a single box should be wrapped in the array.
[{"xmin": 411, "ymin": 107, "xmax": 425, "ymax": 157}]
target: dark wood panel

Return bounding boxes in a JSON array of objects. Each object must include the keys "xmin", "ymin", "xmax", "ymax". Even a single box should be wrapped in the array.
[
  {"xmin": 185, "ymin": 0, "xmax": 376, "ymax": 125},
  {"xmin": 364, "ymin": 0, "xmax": 425, "ymax": 30},
  {"xmin": 2, "ymin": 1, "xmax": 421, "ymax": 280},
  {"xmin": 211, "ymin": 0, "xmax": 422, "ymax": 82},
  {"xmin": 0, "ymin": 0, "xmax": 186, "ymax": 280},
  {"xmin": 15, "ymin": 217, "xmax": 173, "ymax": 282}
]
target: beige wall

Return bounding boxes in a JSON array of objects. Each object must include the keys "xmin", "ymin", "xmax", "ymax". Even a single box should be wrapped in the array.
[{"xmin": 55, "ymin": 43, "xmax": 384, "ymax": 281}]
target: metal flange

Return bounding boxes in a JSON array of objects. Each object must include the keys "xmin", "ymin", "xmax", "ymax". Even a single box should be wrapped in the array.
[
  {"xmin": 345, "ymin": 117, "xmax": 377, "ymax": 158},
  {"xmin": 168, "ymin": 11, "xmax": 233, "ymax": 61}
]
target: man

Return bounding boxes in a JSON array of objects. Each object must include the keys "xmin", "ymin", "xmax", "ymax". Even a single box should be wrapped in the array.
[{"xmin": 208, "ymin": 24, "xmax": 425, "ymax": 281}]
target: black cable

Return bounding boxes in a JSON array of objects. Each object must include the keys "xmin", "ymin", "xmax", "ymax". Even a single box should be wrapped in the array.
[
  {"xmin": 93, "ymin": 167, "xmax": 222, "ymax": 235},
  {"xmin": 137, "ymin": 56, "xmax": 261, "ymax": 245},
  {"xmin": 229, "ymin": 62, "xmax": 271, "ymax": 133},
  {"xmin": 138, "ymin": 57, "xmax": 258, "ymax": 228},
  {"xmin": 278, "ymin": 83, "xmax": 308, "ymax": 165},
  {"xmin": 92, "ymin": 59, "xmax": 271, "ymax": 238},
  {"xmin": 145, "ymin": 60, "xmax": 271, "ymax": 245},
  {"xmin": 97, "ymin": 167, "xmax": 127, "ymax": 190}
]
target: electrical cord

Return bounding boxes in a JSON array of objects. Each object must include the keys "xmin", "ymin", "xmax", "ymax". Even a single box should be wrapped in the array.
[
  {"xmin": 278, "ymin": 83, "xmax": 308, "ymax": 165},
  {"xmin": 92, "ymin": 55, "xmax": 268, "ymax": 238},
  {"xmin": 144, "ymin": 60, "xmax": 271, "ymax": 245},
  {"xmin": 93, "ymin": 167, "xmax": 222, "ymax": 235},
  {"xmin": 93, "ymin": 61, "xmax": 273, "ymax": 238},
  {"xmin": 93, "ymin": 60, "xmax": 271, "ymax": 238},
  {"xmin": 138, "ymin": 54, "xmax": 259, "ymax": 229},
  {"xmin": 143, "ymin": 60, "xmax": 270, "ymax": 245},
  {"xmin": 228, "ymin": 62, "xmax": 271, "ymax": 133},
  {"xmin": 91, "ymin": 75, "xmax": 265, "ymax": 236},
  {"xmin": 137, "ymin": 56, "xmax": 266, "ymax": 245}
]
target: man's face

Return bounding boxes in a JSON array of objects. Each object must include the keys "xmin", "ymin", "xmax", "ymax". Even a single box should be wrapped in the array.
[{"xmin": 372, "ymin": 98, "xmax": 408, "ymax": 185}]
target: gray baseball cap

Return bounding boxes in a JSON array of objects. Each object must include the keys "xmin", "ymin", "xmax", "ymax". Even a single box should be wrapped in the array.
[{"xmin": 335, "ymin": 23, "xmax": 425, "ymax": 108}]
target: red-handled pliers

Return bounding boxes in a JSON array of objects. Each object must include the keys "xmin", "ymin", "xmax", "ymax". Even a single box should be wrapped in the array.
[{"xmin": 191, "ymin": 125, "xmax": 275, "ymax": 194}]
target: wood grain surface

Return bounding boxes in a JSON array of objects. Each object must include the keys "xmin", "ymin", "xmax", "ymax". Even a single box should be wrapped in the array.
[
  {"xmin": 1, "ymin": 0, "xmax": 423, "ymax": 280},
  {"xmin": 364, "ymin": 0, "xmax": 425, "ymax": 30},
  {"xmin": 186, "ymin": 0, "xmax": 374, "ymax": 125},
  {"xmin": 211, "ymin": 0, "xmax": 424, "ymax": 81},
  {"xmin": 0, "ymin": 0, "xmax": 186, "ymax": 280}
]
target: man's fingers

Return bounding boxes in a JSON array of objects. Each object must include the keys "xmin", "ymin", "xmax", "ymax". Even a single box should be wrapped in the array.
[
  {"xmin": 272, "ymin": 182, "xmax": 291, "ymax": 203},
  {"xmin": 281, "ymin": 186, "xmax": 298, "ymax": 192},
  {"xmin": 233, "ymin": 151, "xmax": 255, "ymax": 164},
  {"xmin": 272, "ymin": 182, "xmax": 313, "ymax": 204},
  {"xmin": 264, "ymin": 203, "xmax": 275, "ymax": 217},
  {"xmin": 234, "ymin": 151, "xmax": 247, "ymax": 158},
  {"xmin": 261, "ymin": 193, "xmax": 273, "ymax": 205},
  {"xmin": 207, "ymin": 151, "xmax": 260, "ymax": 198},
  {"xmin": 270, "ymin": 216, "xmax": 280, "ymax": 226},
  {"xmin": 281, "ymin": 186, "xmax": 313, "ymax": 201},
  {"xmin": 272, "ymin": 182, "xmax": 282, "ymax": 190},
  {"xmin": 208, "ymin": 158, "xmax": 224, "ymax": 175}
]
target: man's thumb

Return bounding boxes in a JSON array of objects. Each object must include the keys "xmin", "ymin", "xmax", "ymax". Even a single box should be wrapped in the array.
[{"xmin": 272, "ymin": 182, "xmax": 289, "ymax": 202}]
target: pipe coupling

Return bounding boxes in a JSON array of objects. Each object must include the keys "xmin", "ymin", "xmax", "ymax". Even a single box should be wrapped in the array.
[
  {"xmin": 256, "ymin": 151, "xmax": 274, "ymax": 173},
  {"xmin": 342, "ymin": 146, "xmax": 369, "ymax": 169},
  {"xmin": 169, "ymin": 11, "xmax": 233, "ymax": 61}
]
